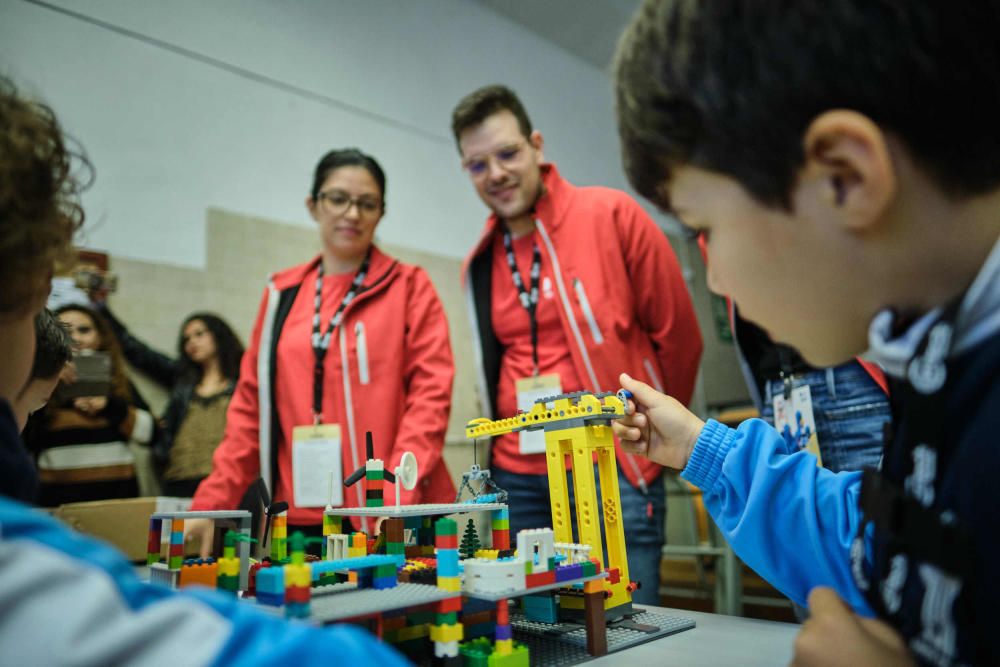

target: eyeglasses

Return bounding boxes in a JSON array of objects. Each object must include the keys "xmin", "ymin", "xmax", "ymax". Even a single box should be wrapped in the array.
[
  {"xmin": 315, "ymin": 190, "xmax": 383, "ymax": 218},
  {"xmin": 461, "ymin": 140, "xmax": 528, "ymax": 177}
]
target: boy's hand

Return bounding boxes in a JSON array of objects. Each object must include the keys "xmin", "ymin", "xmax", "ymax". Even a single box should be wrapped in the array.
[
  {"xmin": 791, "ymin": 587, "xmax": 915, "ymax": 667},
  {"xmin": 611, "ymin": 372, "xmax": 704, "ymax": 470}
]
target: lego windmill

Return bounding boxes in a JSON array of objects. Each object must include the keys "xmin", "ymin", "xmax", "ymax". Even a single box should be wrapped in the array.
[{"xmin": 344, "ymin": 431, "xmax": 394, "ymax": 508}]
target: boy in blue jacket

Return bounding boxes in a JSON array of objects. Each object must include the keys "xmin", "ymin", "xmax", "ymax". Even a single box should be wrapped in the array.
[
  {"xmin": 613, "ymin": 2, "xmax": 1000, "ymax": 666},
  {"xmin": 0, "ymin": 75, "xmax": 407, "ymax": 666}
]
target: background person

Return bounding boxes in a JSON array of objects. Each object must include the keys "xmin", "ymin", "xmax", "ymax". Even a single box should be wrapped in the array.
[{"xmin": 187, "ymin": 148, "xmax": 456, "ymax": 552}]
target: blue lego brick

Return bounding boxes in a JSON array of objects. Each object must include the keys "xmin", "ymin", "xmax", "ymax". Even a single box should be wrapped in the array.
[
  {"xmin": 309, "ymin": 553, "xmax": 404, "ymax": 577},
  {"xmin": 495, "ymin": 624, "xmax": 513, "ymax": 640},
  {"xmin": 373, "ymin": 576, "xmax": 398, "ymax": 590},
  {"xmin": 523, "ymin": 594, "xmax": 559, "ymax": 624},
  {"xmin": 437, "ymin": 550, "xmax": 460, "ymax": 577},
  {"xmin": 555, "ymin": 563, "xmax": 583, "ymax": 582},
  {"xmin": 256, "ymin": 591, "xmax": 284, "ymax": 607},
  {"xmin": 463, "ymin": 597, "xmax": 496, "ymax": 614},
  {"xmin": 256, "ymin": 567, "xmax": 285, "ymax": 594}
]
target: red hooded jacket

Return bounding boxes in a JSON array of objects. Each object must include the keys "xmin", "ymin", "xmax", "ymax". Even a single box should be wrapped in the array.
[
  {"xmin": 461, "ymin": 164, "xmax": 704, "ymax": 493},
  {"xmin": 192, "ymin": 247, "xmax": 455, "ymax": 524}
]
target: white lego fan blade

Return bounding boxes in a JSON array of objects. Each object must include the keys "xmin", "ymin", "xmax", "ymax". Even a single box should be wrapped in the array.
[{"xmin": 396, "ymin": 451, "xmax": 418, "ymax": 491}]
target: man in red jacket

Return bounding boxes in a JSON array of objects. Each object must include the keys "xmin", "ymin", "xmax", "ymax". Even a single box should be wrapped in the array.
[{"xmin": 453, "ymin": 85, "xmax": 703, "ymax": 605}]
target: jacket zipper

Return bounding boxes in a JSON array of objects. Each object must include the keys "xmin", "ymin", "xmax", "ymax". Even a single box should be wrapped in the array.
[
  {"xmin": 257, "ymin": 281, "xmax": 280, "ymax": 496},
  {"xmin": 355, "ymin": 321, "xmax": 370, "ymax": 385},
  {"xmin": 339, "ymin": 327, "xmax": 364, "ymax": 511},
  {"xmin": 535, "ymin": 221, "xmax": 649, "ymax": 497},
  {"xmin": 573, "ymin": 278, "xmax": 604, "ymax": 344},
  {"xmin": 643, "ymin": 358, "xmax": 665, "ymax": 393}
]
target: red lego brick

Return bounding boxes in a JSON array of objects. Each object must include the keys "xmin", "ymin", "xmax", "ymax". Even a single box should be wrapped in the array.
[
  {"xmin": 525, "ymin": 570, "xmax": 556, "ymax": 589},
  {"xmin": 608, "ymin": 567, "xmax": 620, "ymax": 585},
  {"xmin": 496, "ymin": 601, "xmax": 509, "ymax": 625},
  {"xmin": 435, "ymin": 534, "xmax": 458, "ymax": 550},
  {"xmin": 435, "ymin": 596, "xmax": 463, "ymax": 614},
  {"xmin": 285, "ymin": 586, "xmax": 311, "ymax": 604}
]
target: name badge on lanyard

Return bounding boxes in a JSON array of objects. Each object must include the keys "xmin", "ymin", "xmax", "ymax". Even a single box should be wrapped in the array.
[
  {"xmin": 292, "ymin": 423, "xmax": 343, "ymax": 507},
  {"xmin": 515, "ymin": 373, "xmax": 562, "ymax": 454},
  {"xmin": 773, "ymin": 384, "xmax": 823, "ymax": 466}
]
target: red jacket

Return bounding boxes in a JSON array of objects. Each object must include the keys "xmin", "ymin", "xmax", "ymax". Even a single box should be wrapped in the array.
[
  {"xmin": 461, "ymin": 163, "xmax": 704, "ymax": 492},
  {"xmin": 192, "ymin": 247, "xmax": 455, "ymax": 524}
]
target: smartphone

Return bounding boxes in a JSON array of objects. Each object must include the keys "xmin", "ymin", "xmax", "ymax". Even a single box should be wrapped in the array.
[{"xmin": 58, "ymin": 350, "xmax": 112, "ymax": 399}]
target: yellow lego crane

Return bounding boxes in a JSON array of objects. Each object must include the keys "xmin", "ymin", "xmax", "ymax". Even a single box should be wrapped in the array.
[{"xmin": 466, "ymin": 391, "xmax": 634, "ymax": 614}]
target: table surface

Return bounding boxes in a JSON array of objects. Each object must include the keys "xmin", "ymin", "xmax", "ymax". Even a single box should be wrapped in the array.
[{"xmin": 590, "ymin": 605, "xmax": 799, "ymax": 666}]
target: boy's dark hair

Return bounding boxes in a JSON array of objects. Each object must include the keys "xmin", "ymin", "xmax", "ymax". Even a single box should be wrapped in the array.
[
  {"xmin": 31, "ymin": 309, "xmax": 73, "ymax": 380},
  {"xmin": 0, "ymin": 75, "xmax": 88, "ymax": 317},
  {"xmin": 310, "ymin": 148, "xmax": 386, "ymax": 205},
  {"xmin": 614, "ymin": 1, "xmax": 1000, "ymax": 210},
  {"xmin": 175, "ymin": 312, "xmax": 245, "ymax": 385},
  {"xmin": 451, "ymin": 85, "xmax": 533, "ymax": 148}
]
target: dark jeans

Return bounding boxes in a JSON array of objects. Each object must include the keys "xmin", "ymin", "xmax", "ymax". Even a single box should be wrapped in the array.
[
  {"xmin": 759, "ymin": 362, "xmax": 889, "ymax": 473},
  {"xmin": 491, "ymin": 464, "xmax": 665, "ymax": 605}
]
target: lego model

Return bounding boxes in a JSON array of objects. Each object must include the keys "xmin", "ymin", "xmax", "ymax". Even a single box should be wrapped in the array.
[
  {"xmin": 144, "ymin": 396, "xmax": 694, "ymax": 666},
  {"xmin": 465, "ymin": 391, "xmax": 635, "ymax": 615}
]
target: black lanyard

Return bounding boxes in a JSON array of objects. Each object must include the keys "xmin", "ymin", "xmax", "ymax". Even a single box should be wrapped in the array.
[
  {"xmin": 503, "ymin": 229, "xmax": 542, "ymax": 375},
  {"xmin": 311, "ymin": 253, "xmax": 370, "ymax": 422}
]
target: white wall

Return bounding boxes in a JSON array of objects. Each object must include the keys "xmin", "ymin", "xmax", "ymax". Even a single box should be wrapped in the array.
[{"xmin": 0, "ymin": 0, "xmax": 637, "ymax": 267}]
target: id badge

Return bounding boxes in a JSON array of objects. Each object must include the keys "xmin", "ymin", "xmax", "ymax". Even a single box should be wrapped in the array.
[
  {"xmin": 515, "ymin": 373, "xmax": 561, "ymax": 454},
  {"xmin": 773, "ymin": 384, "xmax": 823, "ymax": 466},
  {"xmin": 292, "ymin": 423, "xmax": 343, "ymax": 507}
]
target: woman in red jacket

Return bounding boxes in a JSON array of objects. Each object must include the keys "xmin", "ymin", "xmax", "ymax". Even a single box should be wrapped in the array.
[{"xmin": 187, "ymin": 149, "xmax": 455, "ymax": 549}]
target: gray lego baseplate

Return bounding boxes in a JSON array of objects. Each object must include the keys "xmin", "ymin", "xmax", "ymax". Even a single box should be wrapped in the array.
[
  {"xmin": 250, "ymin": 582, "xmax": 457, "ymax": 624},
  {"xmin": 324, "ymin": 502, "xmax": 507, "ymax": 517},
  {"xmin": 510, "ymin": 607, "xmax": 696, "ymax": 666}
]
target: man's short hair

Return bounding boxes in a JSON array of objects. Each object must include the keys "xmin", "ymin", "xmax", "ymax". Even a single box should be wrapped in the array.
[
  {"xmin": 451, "ymin": 85, "xmax": 534, "ymax": 148},
  {"xmin": 0, "ymin": 75, "xmax": 87, "ymax": 318},
  {"xmin": 31, "ymin": 309, "xmax": 73, "ymax": 381},
  {"xmin": 614, "ymin": 1, "xmax": 1000, "ymax": 210}
]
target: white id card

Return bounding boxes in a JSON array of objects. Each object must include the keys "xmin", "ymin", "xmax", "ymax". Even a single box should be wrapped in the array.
[
  {"xmin": 515, "ymin": 373, "xmax": 562, "ymax": 454},
  {"xmin": 292, "ymin": 424, "xmax": 343, "ymax": 507},
  {"xmin": 773, "ymin": 385, "xmax": 823, "ymax": 466}
]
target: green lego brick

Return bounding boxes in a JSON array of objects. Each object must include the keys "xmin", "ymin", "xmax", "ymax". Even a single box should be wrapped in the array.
[
  {"xmin": 581, "ymin": 561, "xmax": 597, "ymax": 577},
  {"xmin": 375, "ymin": 564, "xmax": 397, "ymax": 578},
  {"xmin": 490, "ymin": 519, "xmax": 510, "ymax": 530},
  {"xmin": 460, "ymin": 637, "xmax": 492, "ymax": 667},
  {"xmin": 435, "ymin": 518, "xmax": 457, "ymax": 535},
  {"xmin": 366, "ymin": 498, "xmax": 384, "ymax": 507},
  {"xmin": 386, "ymin": 542, "xmax": 406, "ymax": 555},
  {"xmin": 366, "ymin": 469, "xmax": 385, "ymax": 480},
  {"xmin": 435, "ymin": 611, "xmax": 458, "ymax": 625},
  {"xmin": 488, "ymin": 644, "xmax": 529, "ymax": 667}
]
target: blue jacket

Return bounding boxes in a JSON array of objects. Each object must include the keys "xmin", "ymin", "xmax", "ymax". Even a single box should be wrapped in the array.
[
  {"xmin": 0, "ymin": 494, "xmax": 409, "ymax": 666},
  {"xmin": 683, "ymin": 237, "xmax": 1000, "ymax": 666}
]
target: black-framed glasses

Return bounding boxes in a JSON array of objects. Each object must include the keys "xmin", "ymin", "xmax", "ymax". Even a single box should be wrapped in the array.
[
  {"xmin": 461, "ymin": 140, "xmax": 528, "ymax": 177},
  {"xmin": 316, "ymin": 190, "xmax": 383, "ymax": 218}
]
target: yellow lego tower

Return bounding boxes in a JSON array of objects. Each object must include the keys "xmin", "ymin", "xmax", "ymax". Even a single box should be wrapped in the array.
[{"xmin": 466, "ymin": 391, "xmax": 633, "ymax": 613}]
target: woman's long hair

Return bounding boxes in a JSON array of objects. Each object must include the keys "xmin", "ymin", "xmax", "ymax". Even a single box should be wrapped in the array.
[{"xmin": 175, "ymin": 312, "xmax": 244, "ymax": 386}]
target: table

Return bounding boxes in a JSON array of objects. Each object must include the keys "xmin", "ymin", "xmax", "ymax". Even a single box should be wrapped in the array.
[{"xmin": 590, "ymin": 606, "xmax": 799, "ymax": 666}]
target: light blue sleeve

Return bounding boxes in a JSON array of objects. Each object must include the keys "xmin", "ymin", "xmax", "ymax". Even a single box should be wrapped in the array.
[
  {"xmin": 681, "ymin": 418, "xmax": 873, "ymax": 614},
  {"xmin": 0, "ymin": 498, "xmax": 410, "ymax": 667}
]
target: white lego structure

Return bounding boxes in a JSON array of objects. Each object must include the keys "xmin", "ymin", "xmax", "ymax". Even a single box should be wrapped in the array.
[
  {"xmin": 327, "ymin": 533, "xmax": 350, "ymax": 561},
  {"xmin": 517, "ymin": 528, "xmax": 556, "ymax": 572},
  {"xmin": 555, "ymin": 542, "xmax": 592, "ymax": 564},
  {"xmin": 462, "ymin": 558, "xmax": 526, "ymax": 594}
]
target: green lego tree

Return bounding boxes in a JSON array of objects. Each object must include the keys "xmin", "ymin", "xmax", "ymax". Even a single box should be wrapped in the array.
[{"xmin": 459, "ymin": 518, "xmax": 482, "ymax": 559}]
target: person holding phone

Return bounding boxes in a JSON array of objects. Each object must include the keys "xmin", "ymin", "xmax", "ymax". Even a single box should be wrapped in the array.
[{"xmin": 23, "ymin": 304, "xmax": 155, "ymax": 506}]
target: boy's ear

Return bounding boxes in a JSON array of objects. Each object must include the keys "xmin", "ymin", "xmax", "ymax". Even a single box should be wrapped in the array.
[{"xmin": 802, "ymin": 110, "xmax": 896, "ymax": 231}]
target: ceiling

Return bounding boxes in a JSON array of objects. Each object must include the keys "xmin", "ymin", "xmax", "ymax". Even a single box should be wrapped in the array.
[{"xmin": 473, "ymin": 0, "xmax": 641, "ymax": 71}]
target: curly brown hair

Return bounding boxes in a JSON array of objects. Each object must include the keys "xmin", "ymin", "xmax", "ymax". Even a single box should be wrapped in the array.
[{"xmin": 0, "ymin": 75, "xmax": 88, "ymax": 318}]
